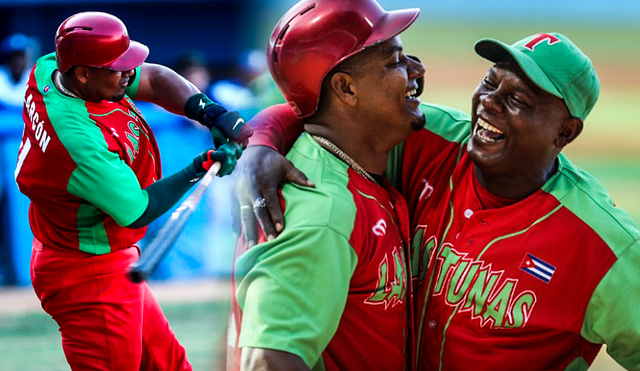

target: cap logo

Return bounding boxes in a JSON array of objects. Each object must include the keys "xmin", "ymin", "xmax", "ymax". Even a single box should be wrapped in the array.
[{"xmin": 523, "ymin": 33, "xmax": 560, "ymax": 51}]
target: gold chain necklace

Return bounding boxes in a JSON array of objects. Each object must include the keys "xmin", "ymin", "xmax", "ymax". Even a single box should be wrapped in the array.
[
  {"xmin": 54, "ymin": 71, "xmax": 81, "ymax": 99},
  {"xmin": 312, "ymin": 135, "xmax": 378, "ymax": 185}
]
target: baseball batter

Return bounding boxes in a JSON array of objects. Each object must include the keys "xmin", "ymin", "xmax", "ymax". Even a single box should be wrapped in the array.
[
  {"xmin": 16, "ymin": 12, "xmax": 251, "ymax": 371},
  {"xmin": 227, "ymin": 0, "xmax": 425, "ymax": 369},
  {"xmin": 236, "ymin": 34, "xmax": 640, "ymax": 370}
]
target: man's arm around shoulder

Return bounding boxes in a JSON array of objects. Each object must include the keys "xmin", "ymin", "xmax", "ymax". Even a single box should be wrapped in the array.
[{"xmin": 242, "ymin": 348, "xmax": 310, "ymax": 371}]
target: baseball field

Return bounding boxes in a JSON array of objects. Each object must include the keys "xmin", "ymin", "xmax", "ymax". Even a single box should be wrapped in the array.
[{"xmin": 0, "ymin": 21, "xmax": 637, "ymax": 370}]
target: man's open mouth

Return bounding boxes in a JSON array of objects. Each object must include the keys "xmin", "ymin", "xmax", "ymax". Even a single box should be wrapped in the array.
[{"xmin": 476, "ymin": 117, "xmax": 505, "ymax": 142}]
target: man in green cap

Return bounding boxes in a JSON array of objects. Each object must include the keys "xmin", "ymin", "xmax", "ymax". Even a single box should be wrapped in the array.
[
  {"xmin": 401, "ymin": 32, "xmax": 640, "ymax": 371},
  {"xmin": 235, "ymin": 32, "xmax": 640, "ymax": 370},
  {"xmin": 236, "ymin": 33, "xmax": 640, "ymax": 370}
]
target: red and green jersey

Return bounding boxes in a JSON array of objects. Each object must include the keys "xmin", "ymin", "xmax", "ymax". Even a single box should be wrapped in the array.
[
  {"xmin": 228, "ymin": 133, "xmax": 413, "ymax": 371},
  {"xmin": 387, "ymin": 103, "xmax": 640, "ymax": 371},
  {"xmin": 15, "ymin": 53, "xmax": 161, "ymax": 254}
]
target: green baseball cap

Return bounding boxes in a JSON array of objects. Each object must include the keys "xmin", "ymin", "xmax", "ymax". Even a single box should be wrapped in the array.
[{"xmin": 474, "ymin": 33, "xmax": 600, "ymax": 120}]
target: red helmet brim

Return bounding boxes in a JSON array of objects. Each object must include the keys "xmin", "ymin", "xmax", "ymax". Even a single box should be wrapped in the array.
[
  {"xmin": 366, "ymin": 8, "xmax": 420, "ymax": 50},
  {"xmin": 103, "ymin": 40, "xmax": 149, "ymax": 71}
]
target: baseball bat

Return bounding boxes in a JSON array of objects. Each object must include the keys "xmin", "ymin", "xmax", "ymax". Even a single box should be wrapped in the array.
[{"xmin": 128, "ymin": 162, "xmax": 222, "ymax": 283}]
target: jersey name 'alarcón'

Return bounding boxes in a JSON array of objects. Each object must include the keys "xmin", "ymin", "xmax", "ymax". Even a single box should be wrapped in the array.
[{"xmin": 15, "ymin": 53, "xmax": 161, "ymax": 254}]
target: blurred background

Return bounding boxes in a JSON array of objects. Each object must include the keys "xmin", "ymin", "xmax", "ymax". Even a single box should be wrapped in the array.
[{"xmin": 0, "ymin": 0, "xmax": 637, "ymax": 370}]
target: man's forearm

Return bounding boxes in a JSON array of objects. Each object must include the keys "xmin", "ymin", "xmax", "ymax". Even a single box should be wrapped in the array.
[
  {"xmin": 241, "ymin": 348, "xmax": 310, "ymax": 371},
  {"xmin": 126, "ymin": 163, "xmax": 200, "ymax": 229}
]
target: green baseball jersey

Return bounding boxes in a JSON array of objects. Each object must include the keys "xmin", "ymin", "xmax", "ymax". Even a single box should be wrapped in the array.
[
  {"xmin": 388, "ymin": 103, "xmax": 640, "ymax": 370},
  {"xmin": 229, "ymin": 133, "xmax": 413, "ymax": 370},
  {"xmin": 15, "ymin": 53, "xmax": 161, "ymax": 254}
]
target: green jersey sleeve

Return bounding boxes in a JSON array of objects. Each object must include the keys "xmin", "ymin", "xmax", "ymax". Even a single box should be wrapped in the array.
[
  {"xmin": 235, "ymin": 225, "xmax": 358, "ymax": 367},
  {"xmin": 124, "ymin": 65, "xmax": 143, "ymax": 99},
  {"xmin": 67, "ymin": 144, "xmax": 148, "ymax": 227},
  {"xmin": 581, "ymin": 239, "xmax": 640, "ymax": 370},
  {"xmin": 52, "ymin": 106, "xmax": 149, "ymax": 227}
]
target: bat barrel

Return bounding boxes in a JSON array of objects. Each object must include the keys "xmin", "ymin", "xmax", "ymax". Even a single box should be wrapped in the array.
[
  {"xmin": 128, "ymin": 209, "xmax": 193, "ymax": 283},
  {"xmin": 127, "ymin": 161, "xmax": 221, "ymax": 283}
]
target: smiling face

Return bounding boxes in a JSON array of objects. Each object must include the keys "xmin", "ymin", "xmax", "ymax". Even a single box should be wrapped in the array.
[
  {"xmin": 468, "ymin": 61, "xmax": 580, "ymax": 197},
  {"xmin": 349, "ymin": 36, "xmax": 426, "ymax": 136}
]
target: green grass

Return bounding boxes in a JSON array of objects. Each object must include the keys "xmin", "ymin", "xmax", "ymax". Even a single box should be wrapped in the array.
[
  {"xmin": 0, "ymin": 301, "xmax": 230, "ymax": 371},
  {"xmin": 399, "ymin": 22, "xmax": 640, "ymax": 227},
  {"xmin": 1, "ymin": 22, "xmax": 636, "ymax": 371},
  {"xmin": 401, "ymin": 21, "xmax": 640, "ymax": 62}
]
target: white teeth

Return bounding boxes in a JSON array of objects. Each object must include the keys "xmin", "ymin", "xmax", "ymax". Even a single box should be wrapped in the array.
[
  {"xmin": 406, "ymin": 89, "xmax": 417, "ymax": 98},
  {"xmin": 478, "ymin": 130, "xmax": 497, "ymax": 142},
  {"xmin": 477, "ymin": 117, "xmax": 503, "ymax": 134}
]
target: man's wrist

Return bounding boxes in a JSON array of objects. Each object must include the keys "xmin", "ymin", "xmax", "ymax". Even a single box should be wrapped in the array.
[{"xmin": 184, "ymin": 93, "xmax": 227, "ymax": 126}]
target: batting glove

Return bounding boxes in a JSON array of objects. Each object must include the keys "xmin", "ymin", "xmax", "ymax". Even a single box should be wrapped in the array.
[
  {"xmin": 184, "ymin": 93, "xmax": 253, "ymax": 149},
  {"xmin": 193, "ymin": 143, "xmax": 243, "ymax": 178}
]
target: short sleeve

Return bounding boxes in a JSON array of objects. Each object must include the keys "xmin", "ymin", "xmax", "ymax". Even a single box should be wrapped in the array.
[
  {"xmin": 236, "ymin": 225, "xmax": 358, "ymax": 367},
  {"xmin": 124, "ymin": 65, "xmax": 143, "ymax": 99},
  {"xmin": 581, "ymin": 239, "xmax": 640, "ymax": 370},
  {"xmin": 66, "ymin": 130, "xmax": 148, "ymax": 227}
]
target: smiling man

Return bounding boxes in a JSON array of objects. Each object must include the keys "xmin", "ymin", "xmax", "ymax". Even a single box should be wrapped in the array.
[
  {"xmin": 235, "ymin": 32, "xmax": 640, "ymax": 370},
  {"xmin": 226, "ymin": 0, "xmax": 425, "ymax": 370},
  {"xmin": 398, "ymin": 32, "xmax": 640, "ymax": 370}
]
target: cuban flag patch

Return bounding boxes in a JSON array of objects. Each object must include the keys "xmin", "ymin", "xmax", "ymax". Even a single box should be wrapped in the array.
[{"xmin": 520, "ymin": 253, "xmax": 556, "ymax": 283}]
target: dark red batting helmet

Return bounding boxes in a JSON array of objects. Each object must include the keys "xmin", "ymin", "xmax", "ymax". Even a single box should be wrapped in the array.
[
  {"xmin": 55, "ymin": 11, "xmax": 149, "ymax": 73},
  {"xmin": 267, "ymin": 0, "xmax": 420, "ymax": 118}
]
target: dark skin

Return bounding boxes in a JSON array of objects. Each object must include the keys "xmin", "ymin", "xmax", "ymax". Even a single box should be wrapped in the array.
[
  {"xmin": 236, "ymin": 37, "xmax": 425, "ymax": 245},
  {"xmin": 238, "ymin": 61, "xmax": 584, "ymax": 243},
  {"xmin": 468, "ymin": 61, "xmax": 583, "ymax": 200},
  {"xmin": 54, "ymin": 62, "xmax": 230, "ymax": 229},
  {"xmin": 242, "ymin": 348, "xmax": 309, "ymax": 371},
  {"xmin": 57, "ymin": 62, "xmax": 200, "ymax": 110},
  {"xmin": 239, "ymin": 37, "xmax": 425, "ymax": 370},
  {"xmin": 305, "ymin": 36, "xmax": 425, "ymax": 176}
]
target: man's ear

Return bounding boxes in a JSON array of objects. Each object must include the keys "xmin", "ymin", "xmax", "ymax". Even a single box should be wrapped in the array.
[
  {"xmin": 555, "ymin": 116, "xmax": 583, "ymax": 149},
  {"xmin": 330, "ymin": 72, "xmax": 357, "ymax": 107},
  {"xmin": 74, "ymin": 66, "xmax": 90, "ymax": 85}
]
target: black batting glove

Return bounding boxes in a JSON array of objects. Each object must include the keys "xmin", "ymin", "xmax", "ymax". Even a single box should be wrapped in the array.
[
  {"xmin": 210, "ymin": 111, "xmax": 253, "ymax": 149},
  {"xmin": 185, "ymin": 93, "xmax": 253, "ymax": 149},
  {"xmin": 193, "ymin": 143, "xmax": 243, "ymax": 178}
]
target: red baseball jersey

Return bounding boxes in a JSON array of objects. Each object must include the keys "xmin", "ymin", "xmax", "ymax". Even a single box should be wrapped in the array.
[
  {"xmin": 228, "ymin": 133, "xmax": 413, "ymax": 370},
  {"xmin": 15, "ymin": 53, "xmax": 161, "ymax": 254},
  {"xmin": 388, "ymin": 103, "xmax": 640, "ymax": 370}
]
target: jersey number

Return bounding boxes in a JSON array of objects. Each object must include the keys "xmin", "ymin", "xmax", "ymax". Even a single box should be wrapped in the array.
[{"xmin": 15, "ymin": 137, "xmax": 32, "ymax": 181}]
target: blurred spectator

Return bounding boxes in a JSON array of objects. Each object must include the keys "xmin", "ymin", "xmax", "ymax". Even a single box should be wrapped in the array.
[
  {"xmin": 173, "ymin": 50, "xmax": 213, "ymax": 94},
  {"xmin": 209, "ymin": 49, "xmax": 269, "ymax": 119},
  {"xmin": 0, "ymin": 33, "xmax": 36, "ymax": 284},
  {"xmin": 0, "ymin": 33, "xmax": 35, "ymax": 109},
  {"xmin": 248, "ymin": 69, "xmax": 286, "ymax": 111}
]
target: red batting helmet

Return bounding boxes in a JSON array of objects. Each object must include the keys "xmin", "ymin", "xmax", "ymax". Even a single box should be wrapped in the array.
[
  {"xmin": 55, "ymin": 12, "xmax": 149, "ymax": 73},
  {"xmin": 267, "ymin": 0, "xmax": 420, "ymax": 118}
]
